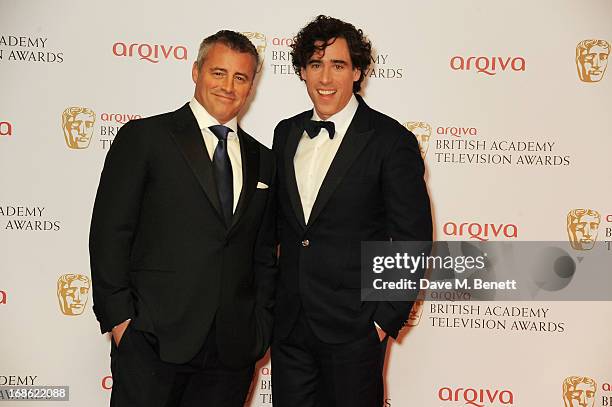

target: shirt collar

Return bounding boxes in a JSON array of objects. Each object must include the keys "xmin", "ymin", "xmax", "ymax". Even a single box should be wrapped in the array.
[
  {"xmin": 311, "ymin": 94, "xmax": 359, "ymax": 136},
  {"xmin": 189, "ymin": 97, "xmax": 238, "ymax": 137}
]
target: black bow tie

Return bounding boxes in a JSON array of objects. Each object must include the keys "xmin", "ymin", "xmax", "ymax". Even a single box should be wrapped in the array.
[{"xmin": 304, "ymin": 120, "xmax": 335, "ymax": 139}]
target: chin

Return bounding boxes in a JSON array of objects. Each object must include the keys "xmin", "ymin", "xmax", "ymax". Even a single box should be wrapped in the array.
[{"xmin": 316, "ymin": 104, "xmax": 335, "ymax": 114}]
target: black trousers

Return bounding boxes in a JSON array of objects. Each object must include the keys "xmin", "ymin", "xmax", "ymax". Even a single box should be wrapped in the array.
[
  {"xmin": 110, "ymin": 322, "xmax": 254, "ymax": 407},
  {"xmin": 271, "ymin": 310, "xmax": 388, "ymax": 407}
]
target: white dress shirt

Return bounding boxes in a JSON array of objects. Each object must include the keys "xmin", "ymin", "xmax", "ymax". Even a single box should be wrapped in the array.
[
  {"xmin": 294, "ymin": 95, "xmax": 383, "ymax": 333},
  {"xmin": 294, "ymin": 94, "xmax": 359, "ymax": 223},
  {"xmin": 189, "ymin": 97, "xmax": 242, "ymax": 212}
]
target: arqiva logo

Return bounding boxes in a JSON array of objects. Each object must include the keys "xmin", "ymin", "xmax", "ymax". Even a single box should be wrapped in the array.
[
  {"xmin": 271, "ymin": 36, "xmax": 294, "ymax": 47},
  {"xmin": 438, "ymin": 386, "xmax": 514, "ymax": 407},
  {"xmin": 450, "ymin": 56, "xmax": 526, "ymax": 75},
  {"xmin": 0, "ymin": 121, "xmax": 12, "ymax": 136},
  {"xmin": 100, "ymin": 112, "xmax": 141, "ymax": 124},
  {"xmin": 101, "ymin": 375, "xmax": 112, "ymax": 390},
  {"xmin": 443, "ymin": 221, "xmax": 518, "ymax": 241},
  {"xmin": 112, "ymin": 42, "xmax": 188, "ymax": 63}
]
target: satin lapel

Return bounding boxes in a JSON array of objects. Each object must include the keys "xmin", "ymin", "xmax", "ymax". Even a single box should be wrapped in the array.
[
  {"xmin": 229, "ymin": 127, "xmax": 259, "ymax": 233},
  {"xmin": 306, "ymin": 101, "xmax": 374, "ymax": 229},
  {"xmin": 284, "ymin": 119, "xmax": 307, "ymax": 229},
  {"xmin": 169, "ymin": 103, "xmax": 224, "ymax": 222}
]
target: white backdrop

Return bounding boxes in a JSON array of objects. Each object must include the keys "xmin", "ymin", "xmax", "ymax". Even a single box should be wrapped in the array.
[{"xmin": 1, "ymin": 0, "xmax": 611, "ymax": 406}]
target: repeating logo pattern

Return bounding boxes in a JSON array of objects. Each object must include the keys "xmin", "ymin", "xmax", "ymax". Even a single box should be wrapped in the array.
[
  {"xmin": 404, "ymin": 121, "xmax": 432, "ymax": 158},
  {"xmin": 0, "ymin": 121, "xmax": 12, "ymax": 136},
  {"xmin": 563, "ymin": 376, "xmax": 596, "ymax": 407},
  {"xmin": 576, "ymin": 40, "xmax": 610, "ymax": 83},
  {"xmin": 242, "ymin": 32, "xmax": 267, "ymax": 73},
  {"xmin": 57, "ymin": 274, "xmax": 90, "ymax": 316},
  {"xmin": 61, "ymin": 107, "xmax": 96, "ymax": 149},
  {"xmin": 406, "ymin": 300, "xmax": 424, "ymax": 327},
  {"xmin": 567, "ymin": 209, "xmax": 601, "ymax": 250}
]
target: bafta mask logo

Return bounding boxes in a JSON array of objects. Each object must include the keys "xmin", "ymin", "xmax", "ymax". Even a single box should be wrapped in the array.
[
  {"xmin": 242, "ymin": 32, "xmax": 266, "ymax": 73},
  {"xmin": 567, "ymin": 209, "xmax": 601, "ymax": 251},
  {"xmin": 404, "ymin": 121, "xmax": 432, "ymax": 158},
  {"xmin": 62, "ymin": 107, "xmax": 96, "ymax": 149},
  {"xmin": 576, "ymin": 39, "xmax": 610, "ymax": 83},
  {"xmin": 57, "ymin": 274, "xmax": 90, "ymax": 316},
  {"xmin": 406, "ymin": 300, "xmax": 424, "ymax": 327},
  {"xmin": 563, "ymin": 376, "xmax": 596, "ymax": 407}
]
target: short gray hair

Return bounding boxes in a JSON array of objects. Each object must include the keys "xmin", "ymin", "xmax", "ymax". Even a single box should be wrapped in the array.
[{"xmin": 195, "ymin": 30, "xmax": 259, "ymax": 73}]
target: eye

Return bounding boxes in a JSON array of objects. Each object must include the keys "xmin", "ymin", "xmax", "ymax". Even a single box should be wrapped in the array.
[
  {"xmin": 334, "ymin": 64, "xmax": 344, "ymax": 70},
  {"xmin": 212, "ymin": 71, "xmax": 224, "ymax": 78},
  {"xmin": 601, "ymin": 54, "xmax": 609, "ymax": 61},
  {"xmin": 235, "ymin": 75, "xmax": 246, "ymax": 82},
  {"xmin": 310, "ymin": 62, "xmax": 321, "ymax": 69}
]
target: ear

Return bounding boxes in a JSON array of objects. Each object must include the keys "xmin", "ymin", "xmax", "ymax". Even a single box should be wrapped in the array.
[
  {"xmin": 192, "ymin": 62, "xmax": 200, "ymax": 84},
  {"xmin": 300, "ymin": 67, "xmax": 306, "ymax": 81},
  {"xmin": 352, "ymin": 68, "xmax": 361, "ymax": 82}
]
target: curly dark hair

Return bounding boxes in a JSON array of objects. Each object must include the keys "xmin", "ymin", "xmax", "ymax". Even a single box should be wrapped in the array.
[{"xmin": 291, "ymin": 15, "xmax": 372, "ymax": 92}]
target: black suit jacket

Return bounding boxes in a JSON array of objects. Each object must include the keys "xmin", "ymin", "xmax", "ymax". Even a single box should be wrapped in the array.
[
  {"xmin": 90, "ymin": 103, "xmax": 277, "ymax": 367},
  {"xmin": 273, "ymin": 95, "xmax": 432, "ymax": 343}
]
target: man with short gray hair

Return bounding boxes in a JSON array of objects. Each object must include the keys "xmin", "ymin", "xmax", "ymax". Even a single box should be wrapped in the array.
[{"xmin": 90, "ymin": 30, "xmax": 276, "ymax": 407}]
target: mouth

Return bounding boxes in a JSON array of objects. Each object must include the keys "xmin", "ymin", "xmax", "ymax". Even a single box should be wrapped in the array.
[
  {"xmin": 317, "ymin": 89, "xmax": 336, "ymax": 96},
  {"xmin": 212, "ymin": 92, "xmax": 235, "ymax": 101}
]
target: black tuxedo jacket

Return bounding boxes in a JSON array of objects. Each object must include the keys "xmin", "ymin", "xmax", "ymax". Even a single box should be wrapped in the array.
[
  {"xmin": 273, "ymin": 95, "xmax": 432, "ymax": 343},
  {"xmin": 90, "ymin": 103, "xmax": 277, "ymax": 367}
]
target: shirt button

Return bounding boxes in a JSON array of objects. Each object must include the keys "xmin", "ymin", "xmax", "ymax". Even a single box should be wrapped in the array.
[{"xmin": 301, "ymin": 239, "xmax": 310, "ymax": 247}]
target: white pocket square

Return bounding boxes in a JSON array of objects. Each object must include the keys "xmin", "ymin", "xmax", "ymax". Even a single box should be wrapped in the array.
[{"xmin": 256, "ymin": 181, "xmax": 269, "ymax": 189}]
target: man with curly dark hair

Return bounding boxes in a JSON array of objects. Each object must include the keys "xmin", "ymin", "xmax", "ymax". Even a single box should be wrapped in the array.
[{"xmin": 272, "ymin": 15, "xmax": 432, "ymax": 406}]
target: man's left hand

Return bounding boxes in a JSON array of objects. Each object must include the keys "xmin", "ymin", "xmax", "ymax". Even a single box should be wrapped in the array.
[{"xmin": 376, "ymin": 325, "xmax": 387, "ymax": 342}]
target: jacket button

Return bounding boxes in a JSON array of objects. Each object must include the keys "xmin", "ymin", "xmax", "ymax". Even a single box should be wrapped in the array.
[{"xmin": 301, "ymin": 239, "xmax": 310, "ymax": 247}]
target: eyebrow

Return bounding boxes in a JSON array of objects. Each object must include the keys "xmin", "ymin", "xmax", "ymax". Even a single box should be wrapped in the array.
[
  {"xmin": 307, "ymin": 58, "xmax": 349, "ymax": 65},
  {"xmin": 210, "ymin": 66, "xmax": 250, "ymax": 79}
]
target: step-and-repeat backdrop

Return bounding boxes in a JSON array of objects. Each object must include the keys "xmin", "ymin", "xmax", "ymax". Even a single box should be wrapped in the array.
[{"xmin": 1, "ymin": 0, "xmax": 611, "ymax": 406}]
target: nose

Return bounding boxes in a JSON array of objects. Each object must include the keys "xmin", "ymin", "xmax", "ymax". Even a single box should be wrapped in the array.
[
  {"xmin": 221, "ymin": 76, "xmax": 234, "ymax": 93},
  {"xmin": 320, "ymin": 65, "xmax": 332, "ymax": 85},
  {"xmin": 73, "ymin": 290, "xmax": 82, "ymax": 303},
  {"xmin": 77, "ymin": 122, "xmax": 86, "ymax": 136}
]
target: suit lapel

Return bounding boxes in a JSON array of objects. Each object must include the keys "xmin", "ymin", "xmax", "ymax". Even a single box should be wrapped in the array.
[
  {"xmin": 284, "ymin": 117, "xmax": 308, "ymax": 229},
  {"xmin": 169, "ymin": 103, "xmax": 224, "ymax": 222},
  {"xmin": 306, "ymin": 99, "xmax": 374, "ymax": 229},
  {"xmin": 229, "ymin": 127, "xmax": 259, "ymax": 233}
]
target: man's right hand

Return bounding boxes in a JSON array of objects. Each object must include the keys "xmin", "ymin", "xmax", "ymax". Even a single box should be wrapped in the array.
[{"xmin": 111, "ymin": 319, "xmax": 131, "ymax": 346}]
